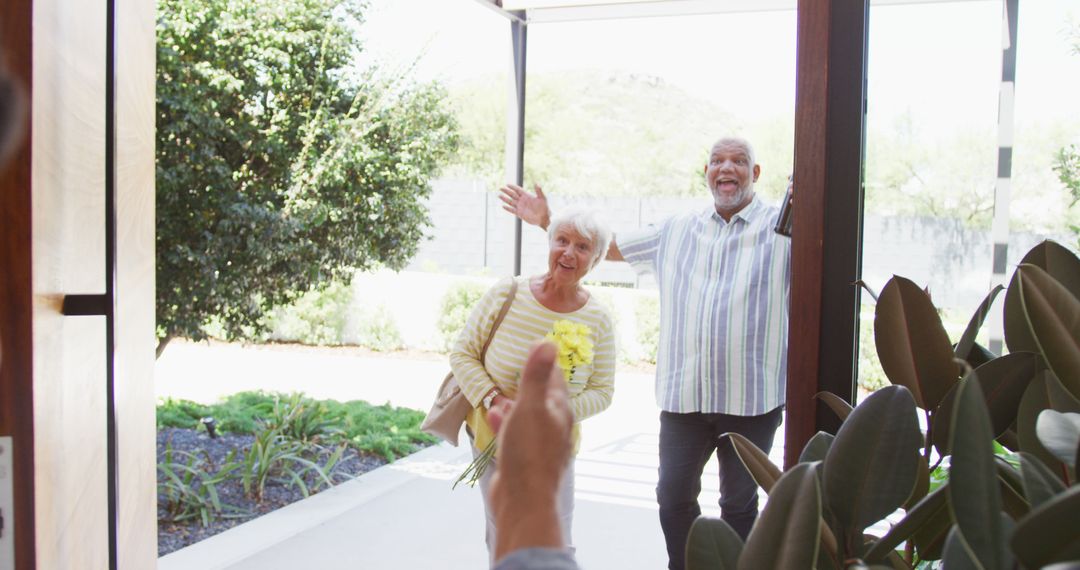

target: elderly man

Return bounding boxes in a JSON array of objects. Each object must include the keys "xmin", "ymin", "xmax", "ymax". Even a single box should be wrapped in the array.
[{"xmin": 500, "ymin": 136, "xmax": 791, "ymax": 570}]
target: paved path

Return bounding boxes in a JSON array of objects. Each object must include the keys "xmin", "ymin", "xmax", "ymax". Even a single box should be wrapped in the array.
[{"xmin": 156, "ymin": 341, "xmax": 785, "ymax": 569}]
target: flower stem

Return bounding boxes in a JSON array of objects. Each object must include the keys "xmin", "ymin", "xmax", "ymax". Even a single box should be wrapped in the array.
[{"xmin": 454, "ymin": 440, "xmax": 497, "ymax": 489}]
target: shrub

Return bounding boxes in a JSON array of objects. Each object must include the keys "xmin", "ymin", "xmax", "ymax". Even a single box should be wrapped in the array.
[
  {"xmin": 352, "ymin": 304, "xmax": 404, "ymax": 351},
  {"xmin": 157, "ymin": 391, "xmax": 436, "ymax": 462},
  {"xmin": 264, "ymin": 393, "xmax": 342, "ymax": 444},
  {"xmin": 436, "ymin": 280, "xmax": 488, "ymax": 352},
  {"xmin": 158, "ymin": 444, "xmax": 245, "ymax": 526},
  {"xmin": 239, "ymin": 426, "xmax": 338, "ymax": 502},
  {"xmin": 157, "ymin": 398, "xmax": 213, "ymax": 430},
  {"xmin": 857, "ymin": 315, "xmax": 889, "ymax": 392},
  {"xmin": 264, "ymin": 281, "xmax": 353, "ymax": 345},
  {"xmin": 157, "ymin": 391, "xmax": 278, "ymax": 435},
  {"xmin": 635, "ymin": 295, "xmax": 661, "ymax": 364},
  {"xmin": 329, "ymin": 400, "xmax": 437, "ymax": 461},
  {"xmin": 211, "ymin": 392, "xmax": 278, "ymax": 434}
]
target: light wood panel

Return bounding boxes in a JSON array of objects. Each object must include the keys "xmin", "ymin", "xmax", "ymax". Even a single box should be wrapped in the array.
[
  {"xmin": 30, "ymin": 0, "xmax": 158, "ymax": 567},
  {"xmin": 114, "ymin": 0, "xmax": 159, "ymax": 565},
  {"xmin": 32, "ymin": 0, "xmax": 110, "ymax": 567}
]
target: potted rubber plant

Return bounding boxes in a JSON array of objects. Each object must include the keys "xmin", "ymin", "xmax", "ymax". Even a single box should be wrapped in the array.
[{"xmin": 687, "ymin": 240, "xmax": 1080, "ymax": 570}]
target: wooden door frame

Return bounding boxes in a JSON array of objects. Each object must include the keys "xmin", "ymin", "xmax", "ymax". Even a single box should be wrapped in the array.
[
  {"xmin": 787, "ymin": 0, "xmax": 868, "ymax": 467},
  {"xmin": 0, "ymin": 0, "xmax": 36, "ymax": 566}
]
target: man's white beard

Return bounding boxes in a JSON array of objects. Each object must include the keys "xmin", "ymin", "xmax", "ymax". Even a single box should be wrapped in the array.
[{"xmin": 714, "ymin": 183, "xmax": 753, "ymax": 210}]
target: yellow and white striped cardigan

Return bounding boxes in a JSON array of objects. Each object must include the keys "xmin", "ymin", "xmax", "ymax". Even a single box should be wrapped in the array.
[{"xmin": 449, "ymin": 276, "xmax": 616, "ymax": 453}]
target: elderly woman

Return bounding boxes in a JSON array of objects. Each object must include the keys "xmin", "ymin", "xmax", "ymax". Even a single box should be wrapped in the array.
[{"xmin": 450, "ymin": 208, "xmax": 616, "ymax": 562}]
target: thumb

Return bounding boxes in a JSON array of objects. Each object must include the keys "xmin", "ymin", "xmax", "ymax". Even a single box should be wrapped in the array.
[
  {"xmin": 517, "ymin": 341, "xmax": 558, "ymax": 405},
  {"xmin": 533, "ymin": 184, "xmax": 546, "ymax": 200}
]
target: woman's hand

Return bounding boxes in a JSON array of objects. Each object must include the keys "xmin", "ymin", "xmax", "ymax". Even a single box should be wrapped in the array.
[
  {"xmin": 499, "ymin": 183, "xmax": 551, "ymax": 230},
  {"xmin": 490, "ymin": 394, "xmax": 514, "ymax": 420}
]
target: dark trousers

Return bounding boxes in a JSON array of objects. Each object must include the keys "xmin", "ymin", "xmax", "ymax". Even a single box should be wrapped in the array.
[{"xmin": 656, "ymin": 407, "xmax": 783, "ymax": 570}]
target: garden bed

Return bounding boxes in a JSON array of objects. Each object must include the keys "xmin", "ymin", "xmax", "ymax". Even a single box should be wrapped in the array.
[{"xmin": 156, "ymin": 392, "xmax": 435, "ymax": 556}]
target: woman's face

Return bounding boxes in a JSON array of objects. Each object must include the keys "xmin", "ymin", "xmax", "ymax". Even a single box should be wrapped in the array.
[{"xmin": 548, "ymin": 225, "xmax": 595, "ymax": 287}]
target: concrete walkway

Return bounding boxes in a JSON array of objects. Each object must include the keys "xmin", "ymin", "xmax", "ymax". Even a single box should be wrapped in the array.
[{"xmin": 156, "ymin": 341, "xmax": 784, "ymax": 570}]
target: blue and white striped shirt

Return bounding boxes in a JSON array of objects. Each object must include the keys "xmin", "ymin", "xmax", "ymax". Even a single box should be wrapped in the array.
[{"xmin": 619, "ymin": 197, "xmax": 791, "ymax": 415}]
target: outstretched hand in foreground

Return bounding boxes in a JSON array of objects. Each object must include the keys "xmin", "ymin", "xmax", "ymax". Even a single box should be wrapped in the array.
[
  {"xmin": 499, "ymin": 183, "xmax": 552, "ymax": 230},
  {"xmin": 487, "ymin": 341, "xmax": 573, "ymax": 562}
]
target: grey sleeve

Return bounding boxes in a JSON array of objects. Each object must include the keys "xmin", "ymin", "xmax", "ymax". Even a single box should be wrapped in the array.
[{"xmin": 493, "ymin": 548, "xmax": 581, "ymax": 570}]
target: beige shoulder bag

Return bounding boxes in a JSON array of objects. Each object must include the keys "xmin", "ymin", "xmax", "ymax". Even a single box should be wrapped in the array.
[{"xmin": 421, "ymin": 279, "xmax": 518, "ymax": 446}]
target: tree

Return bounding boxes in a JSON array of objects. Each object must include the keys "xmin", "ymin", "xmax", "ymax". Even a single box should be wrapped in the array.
[
  {"xmin": 1052, "ymin": 26, "xmax": 1080, "ymax": 246},
  {"xmin": 443, "ymin": 71, "xmax": 746, "ymax": 199},
  {"xmin": 1053, "ymin": 143, "xmax": 1080, "ymax": 243},
  {"xmin": 156, "ymin": 0, "xmax": 457, "ymax": 356}
]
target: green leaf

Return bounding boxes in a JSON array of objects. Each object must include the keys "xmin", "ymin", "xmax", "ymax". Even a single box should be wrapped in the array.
[
  {"xmin": 874, "ymin": 276, "xmax": 959, "ymax": 411},
  {"xmin": 814, "ymin": 391, "xmax": 853, "ymax": 422},
  {"xmin": 940, "ymin": 525, "xmax": 980, "ymax": 570},
  {"xmin": 1046, "ymin": 369, "xmax": 1080, "ymax": 412},
  {"xmin": 1004, "ymin": 241, "xmax": 1080, "ymax": 354},
  {"xmin": 1014, "ymin": 263, "xmax": 1080, "ymax": 399},
  {"xmin": 903, "ymin": 455, "xmax": 930, "ymax": 510},
  {"xmin": 824, "ymin": 386, "xmax": 922, "ymax": 539},
  {"xmin": 1011, "ymin": 485, "xmax": 1080, "ymax": 569},
  {"xmin": 1018, "ymin": 451, "xmax": 1066, "ymax": 510},
  {"xmin": 975, "ymin": 352, "xmax": 1041, "ymax": 435},
  {"xmin": 996, "ymin": 470, "xmax": 1031, "ymax": 522},
  {"xmin": 686, "ymin": 516, "xmax": 742, "ymax": 570},
  {"xmin": 846, "ymin": 560, "xmax": 898, "ymax": 570},
  {"xmin": 798, "ymin": 431, "xmax": 835, "ymax": 464},
  {"xmin": 996, "ymin": 427, "xmax": 1020, "ymax": 452},
  {"xmin": 955, "ymin": 284, "xmax": 1005, "ymax": 361},
  {"xmin": 1017, "ymin": 373, "xmax": 1073, "ymax": 478},
  {"xmin": 933, "ymin": 352, "xmax": 1040, "ymax": 456},
  {"xmin": 942, "ymin": 514, "xmax": 1016, "ymax": 570},
  {"xmin": 948, "ymin": 376, "xmax": 1004, "ymax": 570},
  {"xmin": 863, "ymin": 484, "xmax": 950, "ymax": 563},
  {"xmin": 910, "ymin": 502, "xmax": 952, "ymax": 561},
  {"xmin": 725, "ymin": 432, "xmax": 782, "ymax": 494},
  {"xmin": 737, "ymin": 463, "xmax": 821, "ymax": 570},
  {"xmin": 1076, "ymin": 438, "xmax": 1080, "ymax": 474},
  {"xmin": 1036, "ymin": 410, "xmax": 1080, "ymax": 467},
  {"xmin": 957, "ymin": 341, "xmax": 998, "ymax": 370}
]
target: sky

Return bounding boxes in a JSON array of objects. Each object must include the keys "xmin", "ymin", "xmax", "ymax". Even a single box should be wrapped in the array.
[{"xmin": 357, "ymin": 0, "xmax": 1080, "ymax": 138}]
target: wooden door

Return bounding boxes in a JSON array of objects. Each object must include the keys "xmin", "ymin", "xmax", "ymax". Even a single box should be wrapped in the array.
[{"xmin": 0, "ymin": 0, "xmax": 156, "ymax": 568}]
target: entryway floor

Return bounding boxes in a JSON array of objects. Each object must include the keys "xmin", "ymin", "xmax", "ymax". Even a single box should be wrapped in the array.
[{"xmin": 155, "ymin": 341, "xmax": 784, "ymax": 570}]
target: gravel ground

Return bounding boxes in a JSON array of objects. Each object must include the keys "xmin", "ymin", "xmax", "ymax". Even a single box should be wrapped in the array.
[{"xmin": 157, "ymin": 427, "xmax": 408, "ymax": 556}]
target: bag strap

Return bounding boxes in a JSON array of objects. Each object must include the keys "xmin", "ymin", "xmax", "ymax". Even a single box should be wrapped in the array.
[{"xmin": 480, "ymin": 278, "xmax": 519, "ymax": 365}]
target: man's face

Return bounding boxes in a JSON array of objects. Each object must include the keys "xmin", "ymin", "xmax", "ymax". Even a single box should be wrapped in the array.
[{"xmin": 705, "ymin": 141, "xmax": 760, "ymax": 215}]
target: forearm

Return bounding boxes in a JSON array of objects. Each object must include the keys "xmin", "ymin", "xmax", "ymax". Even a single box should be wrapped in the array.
[
  {"xmin": 605, "ymin": 236, "xmax": 624, "ymax": 261},
  {"xmin": 449, "ymin": 349, "xmax": 498, "ymax": 406},
  {"xmin": 494, "ymin": 493, "xmax": 563, "ymax": 561},
  {"xmin": 568, "ymin": 329, "xmax": 615, "ymax": 421},
  {"xmin": 569, "ymin": 385, "xmax": 613, "ymax": 422}
]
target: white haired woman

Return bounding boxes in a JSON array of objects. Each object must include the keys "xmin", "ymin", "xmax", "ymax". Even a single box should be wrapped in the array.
[{"xmin": 449, "ymin": 208, "xmax": 616, "ymax": 564}]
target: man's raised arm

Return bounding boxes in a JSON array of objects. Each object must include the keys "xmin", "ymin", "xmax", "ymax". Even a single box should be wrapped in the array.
[{"xmin": 498, "ymin": 183, "xmax": 624, "ymax": 262}]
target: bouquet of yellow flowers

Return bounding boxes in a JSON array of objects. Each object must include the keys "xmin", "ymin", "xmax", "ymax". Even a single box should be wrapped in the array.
[
  {"xmin": 454, "ymin": 320, "xmax": 594, "ymax": 489},
  {"xmin": 545, "ymin": 320, "xmax": 594, "ymax": 382}
]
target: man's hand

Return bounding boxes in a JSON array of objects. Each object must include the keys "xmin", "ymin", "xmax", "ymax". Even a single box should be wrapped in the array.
[
  {"xmin": 499, "ymin": 183, "xmax": 552, "ymax": 230},
  {"xmin": 487, "ymin": 341, "xmax": 573, "ymax": 561}
]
